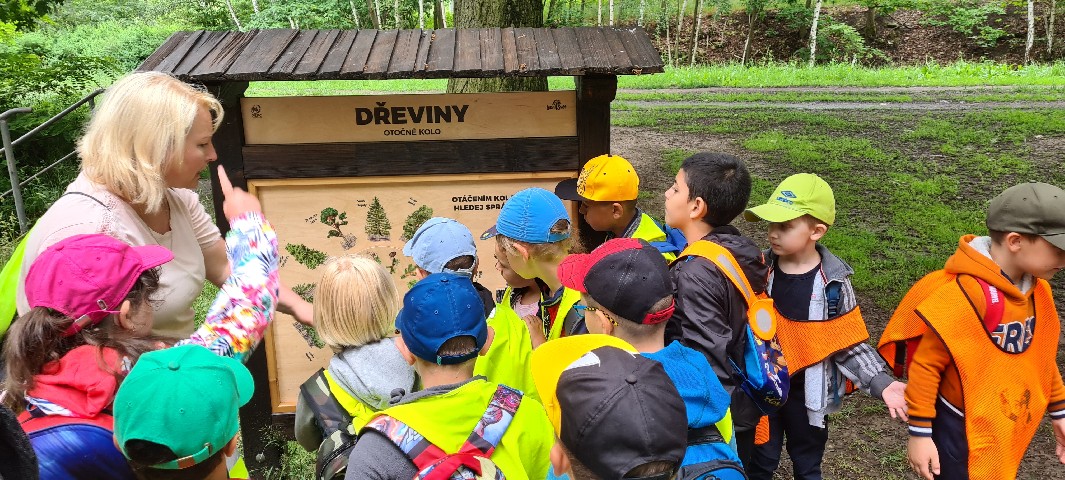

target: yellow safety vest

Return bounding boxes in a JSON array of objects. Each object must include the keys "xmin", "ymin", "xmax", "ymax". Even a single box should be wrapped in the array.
[
  {"xmin": 546, "ymin": 288, "xmax": 583, "ymax": 342},
  {"xmin": 322, "ymin": 370, "xmax": 379, "ymax": 431},
  {"xmin": 474, "ymin": 287, "xmax": 540, "ymax": 403},
  {"xmin": 630, "ymin": 212, "xmax": 677, "ymax": 262},
  {"xmin": 376, "ymin": 379, "xmax": 555, "ymax": 480}
]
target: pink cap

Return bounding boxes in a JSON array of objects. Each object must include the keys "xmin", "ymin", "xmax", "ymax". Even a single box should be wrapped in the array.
[{"xmin": 25, "ymin": 234, "xmax": 174, "ymax": 336}]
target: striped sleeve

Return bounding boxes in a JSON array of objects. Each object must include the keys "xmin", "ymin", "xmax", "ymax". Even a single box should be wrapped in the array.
[
  {"xmin": 908, "ymin": 415, "xmax": 934, "ymax": 437},
  {"xmin": 177, "ymin": 212, "xmax": 280, "ymax": 363}
]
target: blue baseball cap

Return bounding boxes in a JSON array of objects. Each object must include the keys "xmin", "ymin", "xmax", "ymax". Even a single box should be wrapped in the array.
[
  {"xmin": 395, "ymin": 273, "xmax": 488, "ymax": 365},
  {"xmin": 403, "ymin": 217, "xmax": 478, "ymax": 276},
  {"xmin": 481, "ymin": 188, "xmax": 570, "ymax": 244}
]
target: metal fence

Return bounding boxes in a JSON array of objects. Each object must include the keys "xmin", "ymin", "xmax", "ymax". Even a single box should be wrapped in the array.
[{"xmin": 1, "ymin": 88, "xmax": 104, "ymax": 234}]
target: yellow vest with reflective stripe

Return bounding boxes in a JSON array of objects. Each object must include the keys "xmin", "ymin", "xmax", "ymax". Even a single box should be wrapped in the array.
[
  {"xmin": 377, "ymin": 379, "xmax": 555, "ymax": 480},
  {"xmin": 547, "ymin": 288, "xmax": 582, "ymax": 341},
  {"xmin": 322, "ymin": 370, "xmax": 378, "ymax": 431},
  {"xmin": 630, "ymin": 213, "xmax": 677, "ymax": 262}
]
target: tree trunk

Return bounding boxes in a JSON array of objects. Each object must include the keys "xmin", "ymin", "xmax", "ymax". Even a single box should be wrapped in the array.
[
  {"xmin": 689, "ymin": 0, "xmax": 703, "ymax": 66},
  {"xmin": 676, "ymin": 0, "xmax": 688, "ymax": 63},
  {"xmin": 808, "ymin": 0, "xmax": 822, "ymax": 67},
  {"xmin": 434, "ymin": 0, "xmax": 446, "ymax": 27},
  {"xmin": 1049, "ymin": 0, "xmax": 1056, "ymax": 55},
  {"xmin": 224, "ymin": 0, "xmax": 242, "ymax": 29},
  {"xmin": 742, "ymin": 10, "xmax": 754, "ymax": 65},
  {"xmin": 1026, "ymin": 0, "xmax": 1036, "ymax": 63},
  {"xmin": 418, "ymin": 0, "xmax": 425, "ymax": 27},
  {"xmin": 639, "ymin": 0, "xmax": 645, "ymax": 26},
  {"xmin": 546, "ymin": 0, "xmax": 556, "ymax": 23},
  {"xmin": 864, "ymin": 6, "xmax": 876, "ymax": 40},
  {"xmin": 598, "ymin": 0, "xmax": 603, "ymax": 25},
  {"xmin": 351, "ymin": 0, "xmax": 361, "ymax": 27},
  {"xmin": 250, "ymin": 0, "xmax": 259, "ymax": 14},
  {"xmin": 368, "ymin": 0, "xmax": 381, "ymax": 28},
  {"xmin": 609, "ymin": 0, "xmax": 615, "ymax": 25},
  {"xmin": 665, "ymin": 19, "xmax": 673, "ymax": 66},
  {"xmin": 395, "ymin": 0, "xmax": 401, "ymax": 28},
  {"xmin": 447, "ymin": 0, "xmax": 547, "ymax": 93}
]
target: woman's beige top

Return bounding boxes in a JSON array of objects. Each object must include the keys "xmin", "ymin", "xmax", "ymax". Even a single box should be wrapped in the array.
[{"xmin": 16, "ymin": 173, "xmax": 222, "ymax": 338}]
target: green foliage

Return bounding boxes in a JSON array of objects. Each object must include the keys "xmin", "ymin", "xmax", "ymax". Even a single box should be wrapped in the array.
[
  {"xmin": 246, "ymin": 0, "xmax": 357, "ymax": 29},
  {"xmin": 1, "ymin": 0, "xmax": 63, "ymax": 30},
  {"xmin": 401, "ymin": 204, "xmax": 434, "ymax": 241},
  {"xmin": 285, "ymin": 243, "xmax": 328, "ymax": 270},
  {"xmin": 808, "ymin": 18, "xmax": 888, "ymax": 64},
  {"xmin": 920, "ymin": 0, "xmax": 1008, "ymax": 47},
  {"xmin": 291, "ymin": 283, "xmax": 316, "ymax": 303},
  {"xmin": 320, "ymin": 207, "xmax": 348, "ymax": 238}
]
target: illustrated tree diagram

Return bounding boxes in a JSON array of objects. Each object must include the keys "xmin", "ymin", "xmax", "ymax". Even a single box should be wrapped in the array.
[
  {"xmin": 365, "ymin": 196, "xmax": 392, "ymax": 241},
  {"xmin": 401, "ymin": 205, "xmax": 434, "ymax": 241},
  {"xmin": 321, "ymin": 206, "xmax": 357, "ymax": 249}
]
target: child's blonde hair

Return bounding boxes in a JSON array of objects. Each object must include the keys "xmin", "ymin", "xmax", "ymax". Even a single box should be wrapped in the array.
[
  {"xmin": 496, "ymin": 219, "xmax": 572, "ymax": 263},
  {"xmin": 78, "ymin": 71, "xmax": 223, "ymax": 214},
  {"xmin": 313, "ymin": 255, "xmax": 399, "ymax": 349}
]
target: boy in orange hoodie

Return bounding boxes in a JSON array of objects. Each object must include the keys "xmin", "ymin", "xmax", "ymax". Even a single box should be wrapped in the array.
[{"xmin": 880, "ymin": 182, "xmax": 1065, "ymax": 480}]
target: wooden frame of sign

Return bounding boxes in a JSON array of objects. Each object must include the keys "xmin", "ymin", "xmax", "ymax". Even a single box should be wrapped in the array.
[{"xmin": 142, "ymin": 26, "xmax": 662, "ymax": 477}]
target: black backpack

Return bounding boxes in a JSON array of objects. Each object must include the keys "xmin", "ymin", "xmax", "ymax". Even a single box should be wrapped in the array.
[
  {"xmin": 300, "ymin": 369, "xmax": 359, "ymax": 480},
  {"xmin": 675, "ymin": 425, "xmax": 748, "ymax": 480}
]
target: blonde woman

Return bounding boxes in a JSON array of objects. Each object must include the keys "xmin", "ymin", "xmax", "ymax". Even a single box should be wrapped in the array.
[
  {"xmin": 294, "ymin": 255, "xmax": 415, "ymax": 478},
  {"xmin": 15, "ymin": 71, "xmax": 311, "ymax": 338}
]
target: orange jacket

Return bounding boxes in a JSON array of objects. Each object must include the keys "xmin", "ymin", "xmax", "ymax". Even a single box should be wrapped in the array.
[{"xmin": 883, "ymin": 236, "xmax": 1065, "ymax": 440}]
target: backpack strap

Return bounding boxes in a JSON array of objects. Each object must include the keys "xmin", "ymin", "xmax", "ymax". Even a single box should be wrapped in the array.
[
  {"xmin": 679, "ymin": 241, "xmax": 756, "ymax": 306},
  {"xmin": 825, "ymin": 281, "xmax": 843, "ymax": 318},
  {"xmin": 299, "ymin": 369, "xmax": 357, "ymax": 439},
  {"xmin": 973, "ymin": 277, "xmax": 1004, "ymax": 333},
  {"xmin": 687, "ymin": 424, "xmax": 725, "ymax": 446},
  {"xmin": 364, "ymin": 385, "xmax": 523, "ymax": 480}
]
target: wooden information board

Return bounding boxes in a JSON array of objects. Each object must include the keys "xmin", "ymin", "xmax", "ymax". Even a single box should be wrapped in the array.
[
  {"xmin": 241, "ymin": 91, "xmax": 577, "ymax": 145},
  {"xmin": 250, "ymin": 172, "xmax": 575, "ymax": 413}
]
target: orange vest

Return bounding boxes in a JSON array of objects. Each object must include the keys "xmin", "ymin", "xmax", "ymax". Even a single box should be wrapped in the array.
[
  {"xmin": 776, "ymin": 307, "xmax": 869, "ymax": 374},
  {"xmin": 915, "ymin": 278, "xmax": 1059, "ymax": 479},
  {"xmin": 877, "ymin": 270, "xmax": 955, "ymax": 377}
]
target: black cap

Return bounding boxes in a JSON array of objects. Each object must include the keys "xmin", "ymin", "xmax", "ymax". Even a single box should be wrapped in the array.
[
  {"xmin": 556, "ymin": 346, "xmax": 687, "ymax": 479},
  {"xmin": 558, "ymin": 238, "xmax": 675, "ymax": 324}
]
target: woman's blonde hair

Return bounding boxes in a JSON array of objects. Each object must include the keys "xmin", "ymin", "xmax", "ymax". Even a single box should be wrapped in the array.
[
  {"xmin": 313, "ymin": 255, "xmax": 399, "ymax": 349},
  {"xmin": 496, "ymin": 219, "xmax": 572, "ymax": 263},
  {"xmin": 78, "ymin": 71, "xmax": 223, "ymax": 214}
]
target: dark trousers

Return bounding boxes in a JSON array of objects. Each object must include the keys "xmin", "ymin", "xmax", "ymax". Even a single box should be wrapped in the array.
[
  {"xmin": 746, "ymin": 374, "xmax": 828, "ymax": 480},
  {"xmin": 931, "ymin": 397, "xmax": 969, "ymax": 480}
]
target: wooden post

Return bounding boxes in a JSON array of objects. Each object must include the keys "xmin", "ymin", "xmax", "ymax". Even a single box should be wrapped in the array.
[
  {"xmin": 206, "ymin": 81, "xmax": 283, "ymax": 479},
  {"xmin": 574, "ymin": 74, "xmax": 616, "ymax": 252}
]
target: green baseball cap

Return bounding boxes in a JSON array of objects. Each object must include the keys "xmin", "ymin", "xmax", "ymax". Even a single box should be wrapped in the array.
[
  {"xmin": 744, "ymin": 173, "xmax": 836, "ymax": 225},
  {"xmin": 986, "ymin": 182, "xmax": 1065, "ymax": 250},
  {"xmin": 114, "ymin": 345, "xmax": 254, "ymax": 469}
]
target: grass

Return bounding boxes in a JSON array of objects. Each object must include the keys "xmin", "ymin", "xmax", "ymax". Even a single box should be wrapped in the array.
[
  {"xmin": 243, "ymin": 61, "xmax": 1065, "ymax": 97},
  {"xmin": 630, "ymin": 104, "xmax": 1065, "ymax": 310}
]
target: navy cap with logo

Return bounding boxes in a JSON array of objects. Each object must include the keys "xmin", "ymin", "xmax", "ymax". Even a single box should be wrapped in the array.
[
  {"xmin": 558, "ymin": 237, "xmax": 675, "ymax": 325},
  {"xmin": 556, "ymin": 346, "xmax": 687, "ymax": 479},
  {"xmin": 395, "ymin": 272, "xmax": 488, "ymax": 365}
]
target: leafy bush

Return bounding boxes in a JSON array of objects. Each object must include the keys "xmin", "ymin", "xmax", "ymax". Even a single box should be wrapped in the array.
[{"xmin": 920, "ymin": 0, "xmax": 1009, "ymax": 47}]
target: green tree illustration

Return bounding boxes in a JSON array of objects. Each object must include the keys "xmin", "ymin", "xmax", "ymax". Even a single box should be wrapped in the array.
[
  {"xmin": 320, "ymin": 207, "xmax": 348, "ymax": 238},
  {"xmin": 401, "ymin": 205, "xmax": 434, "ymax": 241},
  {"xmin": 285, "ymin": 243, "xmax": 328, "ymax": 270},
  {"xmin": 365, "ymin": 196, "xmax": 392, "ymax": 241}
]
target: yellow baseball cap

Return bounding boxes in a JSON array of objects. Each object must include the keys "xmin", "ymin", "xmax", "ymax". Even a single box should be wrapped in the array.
[
  {"xmin": 744, "ymin": 173, "xmax": 836, "ymax": 225},
  {"xmin": 554, "ymin": 154, "xmax": 639, "ymax": 202},
  {"xmin": 530, "ymin": 334, "xmax": 638, "ymax": 434}
]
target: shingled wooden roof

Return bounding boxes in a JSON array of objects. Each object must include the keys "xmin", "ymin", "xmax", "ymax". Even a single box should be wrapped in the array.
[{"xmin": 138, "ymin": 27, "xmax": 664, "ymax": 82}]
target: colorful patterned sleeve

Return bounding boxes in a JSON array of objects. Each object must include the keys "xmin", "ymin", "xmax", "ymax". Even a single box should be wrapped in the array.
[{"xmin": 177, "ymin": 212, "xmax": 280, "ymax": 363}]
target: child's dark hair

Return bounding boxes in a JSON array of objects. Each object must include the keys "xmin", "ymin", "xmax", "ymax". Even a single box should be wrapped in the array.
[
  {"xmin": 625, "ymin": 460, "xmax": 678, "ymax": 478},
  {"xmin": 681, "ymin": 152, "xmax": 751, "ymax": 227},
  {"xmin": 2, "ymin": 268, "xmax": 167, "ymax": 411},
  {"xmin": 444, "ymin": 255, "xmax": 477, "ymax": 272},
  {"xmin": 125, "ymin": 440, "xmax": 227, "ymax": 480},
  {"xmin": 436, "ymin": 335, "xmax": 478, "ymax": 359}
]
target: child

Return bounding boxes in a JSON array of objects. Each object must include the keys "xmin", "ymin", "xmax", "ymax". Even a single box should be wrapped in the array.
[
  {"xmin": 482, "ymin": 187, "xmax": 583, "ymax": 342},
  {"xmin": 557, "ymin": 237, "xmax": 744, "ymax": 473},
  {"xmin": 555, "ymin": 154, "xmax": 677, "ymax": 261},
  {"xmin": 879, "ymin": 182, "xmax": 1065, "ymax": 480},
  {"xmin": 344, "ymin": 273, "xmax": 557, "ymax": 480},
  {"xmin": 2, "ymin": 171, "xmax": 278, "ymax": 479},
  {"xmin": 404, "ymin": 216, "xmax": 493, "ymax": 314},
  {"xmin": 492, "ymin": 247, "xmax": 547, "ymax": 348},
  {"xmin": 662, "ymin": 151, "xmax": 767, "ymax": 464},
  {"xmin": 113, "ymin": 344, "xmax": 252, "ymax": 480},
  {"xmin": 531, "ymin": 336, "xmax": 689, "ymax": 479},
  {"xmin": 742, "ymin": 173, "xmax": 907, "ymax": 480},
  {"xmin": 292, "ymin": 255, "xmax": 415, "ymax": 473}
]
